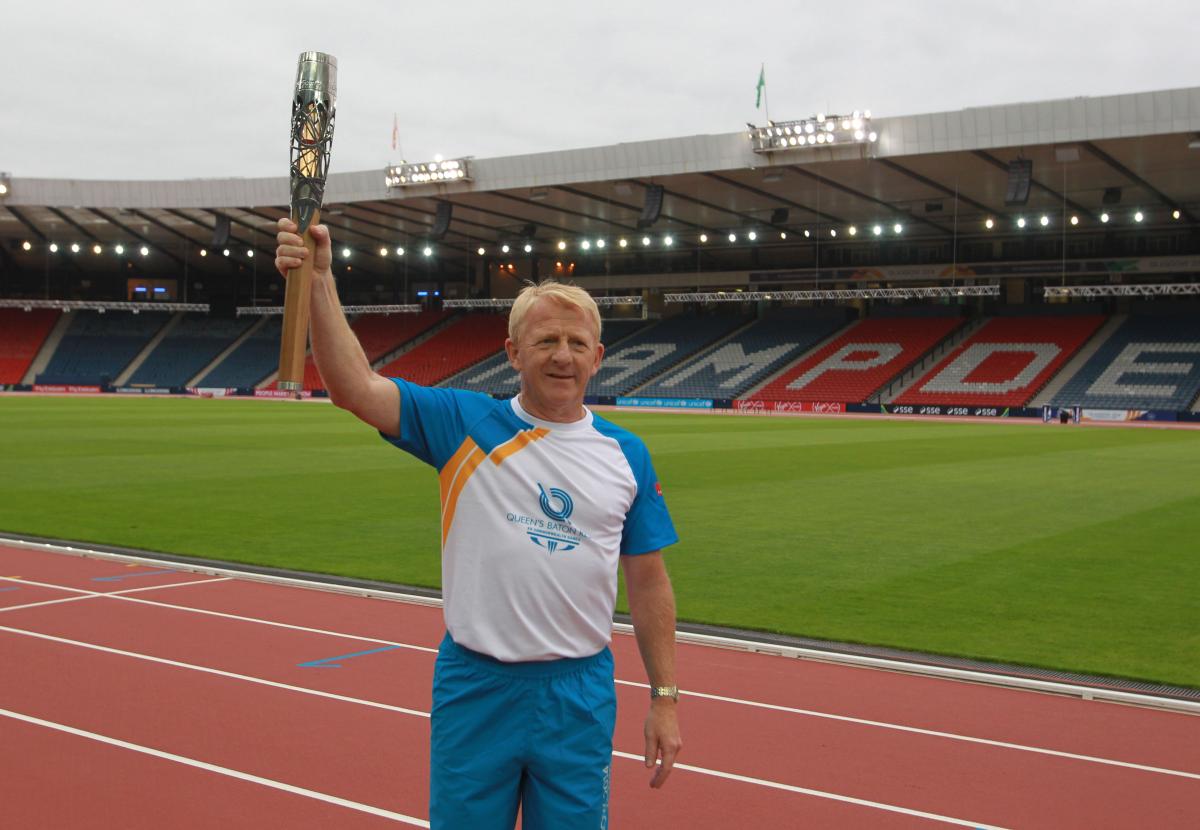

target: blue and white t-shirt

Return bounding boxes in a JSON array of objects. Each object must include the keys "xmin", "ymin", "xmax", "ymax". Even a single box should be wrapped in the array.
[{"xmin": 383, "ymin": 378, "xmax": 678, "ymax": 661}]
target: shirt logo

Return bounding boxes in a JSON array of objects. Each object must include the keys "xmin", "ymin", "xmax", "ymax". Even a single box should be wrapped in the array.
[{"xmin": 538, "ymin": 483, "xmax": 574, "ymax": 521}]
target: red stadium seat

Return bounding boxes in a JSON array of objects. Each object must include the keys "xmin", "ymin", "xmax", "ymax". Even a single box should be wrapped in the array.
[
  {"xmin": 375, "ymin": 314, "xmax": 509, "ymax": 387},
  {"xmin": 0, "ymin": 309, "xmax": 60, "ymax": 384}
]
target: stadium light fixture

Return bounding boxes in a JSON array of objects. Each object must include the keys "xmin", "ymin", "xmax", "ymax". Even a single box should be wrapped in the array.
[
  {"xmin": 198, "ymin": 248, "xmax": 206, "ymax": 257},
  {"xmin": 381, "ymin": 247, "xmax": 390, "ymax": 256},
  {"xmin": 91, "ymin": 244, "xmax": 102, "ymax": 255},
  {"xmin": 1017, "ymin": 217, "xmax": 1027, "ymax": 229},
  {"xmin": 1039, "ymin": 215, "xmax": 1050, "ymax": 227},
  {"xmin": 1173, "ymin": 209, "xmax": 1181, "ymax": 220},
  {"xmin": 475, "ymin": 247, "xmax": 484, "ymax": 256},
  {"xmin": 873, "ymin": 225, "xmax": 883, "ymax": 236},
  {"xmin": 22, "ymin": 241, "xmax": 31, "ymax": 251},
  {"xmin": 114, "ymin": 244, "xmax": 125, "ymax": 255},
  {"xmin": 396, "ymin": 247, "xmax": 405, "ymax": 256},
  {"xmin": 524, "ymin": 243, "xmax": 533, "ymax": 253},
  {"xmin": 749, "ymin": 110, "xmax": 877, "ymax": 153},
  {"xmin": 747, "ymin": 231, "xmax": 757, "ymax": 241},
  {"xmin": 848, "ymin": 225, "xmax": 857, "ymax": 236},
  {"xmin": 728, "ymin": 233, "xmax": 737, "ymax": 243},
  {"xmin": 618, "ymin": 238, "xmax": 628, "ymax": 248},
  {"xmin": 663, "ymin": 235, "xmax": 674, "ymax": 246},
  {"xmin": 580, "ymin": 240, "xmax": 590, "ymax": 251},
  {"xmin": 893, "ymin": 223, "xmax": 903, "ymax": 234},
  {"xmin": 595, "ymin": 239, "xmax": 605, "ymax": 249},
  {"xmin": 641, "ymin": 236, "xmax": 651, "ymax": 246},
  {"xmin": 70, "ymin": 243, "xmax": 81, "ymax": 253},
  {"xmin": 830, "ymin": 229, "xmax": 837, "ymax": 238},
  {"xmin": 780, "ymin": 231, "xmax": 787, "ymax": 240},
  {"xmin": 1100, "ymin": 212, "xmax": 1110, "ymax": 223},
  {"xmin": 501, "ymin": 244, "xmax": 511, "ymax": 253},
  {"xmin": 341, "ymin": 247, "xmax": 351, "ymax": 259},
  {"xmin": 247, "ymin": 250, "xmax": 254, "ymax": 258},
  {"xmin": 422, "ymin": 246, "xmax": 433, "ymax": 257},
  {"xmin": 985, "ymin": 218, "xmax": 994, "ymax": 230},
  {"xmin": 699, "ymin": 233, "xmax": 708, "ymax": 243},
  {"xmin": 1070, "ymin": 216, "xmax": 1079, "ymax": 226},
  {"xmin": 384, "ymin": 157, "xmax": 471, "ymax": 187},
  {"xmin": 557, "ymin": 241, "xmax": 567, "ymax": 251},
  {"xmin": 223, "ymin": 248, "xmax": 231, "ymax": 257},
  {"xmin": 49, "ymin": 243, "xmax": 59, "ymax": 253},
  {"xmin": 0, "ymin": 183, "xmax": 7, "ymax": 196},
  {"xmin": 140, "ymin": 246, "xmax": 149, "ymax": 257},
  {"xmin": 1134, "ymin": 211, "xmax": 1144, "ymax": 223}
]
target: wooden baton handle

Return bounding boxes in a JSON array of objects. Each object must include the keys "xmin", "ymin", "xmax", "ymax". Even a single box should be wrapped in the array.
[{"xmin": 277, "ymin": 209, "xmax": 320, "ymax": 390}]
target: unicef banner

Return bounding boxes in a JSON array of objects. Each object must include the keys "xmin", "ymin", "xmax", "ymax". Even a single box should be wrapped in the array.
[{"xmin": 617, "ymin": 397, "xmax": 713, "ymax": 409}]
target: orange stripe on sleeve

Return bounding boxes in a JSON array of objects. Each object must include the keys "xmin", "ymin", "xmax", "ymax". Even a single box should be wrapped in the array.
[
  {"xmin": 441, "ymin": 446, "xmax": 487, "ymax": 547},
  {"xmin": 439, "ymin": 438, "xmax": 479, "ymax": 507},
  {"xmin": 489, "ymin": 427, "xmax": 549, "ymax": 467}
]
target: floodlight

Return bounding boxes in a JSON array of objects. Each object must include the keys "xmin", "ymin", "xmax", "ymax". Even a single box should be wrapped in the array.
[
  {"xmin": 341, "ymin": 247, "xmax": 351, "ymax": 258},
  {"xmin": 49, "ymin": 243, "xmax": 59, "ymax": 253},
  {"xmin": 984, "ymin": 218, "xmax": 994, "ymax": 229},
  {"xmin": 1017, "ymin": 217, "xmax": 1027, "ymax": 229},
  {"xmin": 893, "ymin": 223, "xmax": 902, "ymax": 234},
  {"xmin": 92, "ymin": 244, "xmax": 102, "ymax": 255},
  {"xmin": 580, "ymin": 241, "xmax": 590, "ymax": 251},
  {"xmin": 780, "ymin": 232, "xmax": 787, "ymax": 240},
  {"xmin": 1039, "ymin": 215, "xmax": 1049, "ymax": 227},
  {"xmin": 247, "ymin": 250, "xmax": 254, "ymax": 258},
  {"xmin": 396, "ymin": 247, "xmax": 405, "ymax": 256},
  {"xmin": 1173, "ymin": 209, "xmax": 1181, "ymax": 220},
  {"xmin": 641, "ymin": 236, "xmax": 651, "ymax": 246},
  {"xmin": 663, "ymin": 236, "xmax": 673, "ymax": 246},
  {"xmin": 803, "ymin": 230, "xmax": 810, "ymax": 238},
  {"xmin": 423, "ymin": 246, "xmax": 433, "ymax": 256},
  {"xmin": 830, "ymin": 229, "xmax": 837, "ymax": 238},
  {"xmin": 139, "ymin": 246, "xmax": 149, "ymax": 257},
  {"xmin": 747, "ymin": 231, "xmax": 757, "ymax": 241},
  {"xmin": 1070, "ymin": 216, "xmax": 1079, "ymax": 226},
  {"xmin": 873, "ymin": 225, "xmax": 882, "ymax": 236},
  {"xmin": 557, "ymin": 241, "xmax": 567, "ymax": 250},
  {"xmin": 699, "ymin": 233, "xmax": 708, "ymax": 243},
  {"xmin": 382, "ymin": 247, "xmax": 391, "ymax": 256},
  {"xmin": 501, "ymin": 244, "xmax": 510, "ymax": 253},
  {"xmin": 22, "ymin": 241, "xmax": 31, "ymax": 251},
  {"xmin": 618, "ymin": 238, "xmax": 628, "ymax": 248},
  {"xmin": 524, "ymin": 243, "xmax": 533, "ymax": 253},
  {"xmin": 868, "ymin": 132, "xmax": 878, "ymax": 142},
  {"xmin": 595, "ymin": 239, "xmax": 605, "ymax": 249},
  {"xmin": 70, "ymin": 243, "xmax": 81, "ymax": 253},
  {"xmin": 1100, "ymin": 212, "xmax": 1110, "ymax": 223},
  {"xmin": 1134, "ymin": 211, "xmax": 1144, "ymax": 223},
  {"xmin": 728, "ymin": 233, "xmax": 737, "ymax": 243},
  {"xmin": 848, "ymin": 225, "xmax": 857, "ymax": 236}
]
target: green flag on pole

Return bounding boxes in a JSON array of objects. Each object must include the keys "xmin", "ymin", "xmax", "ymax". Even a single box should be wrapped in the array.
[{"xmin": 755, "ymin": 65, "xmax": 766, "ymax": 109}]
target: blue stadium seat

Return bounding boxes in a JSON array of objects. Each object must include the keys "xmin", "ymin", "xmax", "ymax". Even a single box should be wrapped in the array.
[
  {"xmin": 1050, "ymin": 314, "xmax": 1200, "ymax": 410},
  {"xmin": 37, "ymin": 310, "xmax": 168, "ymax": 385},
  {"xmin": 126, "ymin": 314, "xmax": 257, "ymax": 387},
  {"xmin": 195, "ymin": 318, "xmax": 283, "ymax": 387}
]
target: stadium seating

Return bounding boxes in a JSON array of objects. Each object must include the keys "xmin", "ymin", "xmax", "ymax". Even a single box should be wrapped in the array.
[
  {"xmin": 444, "ymin": 317, "xmax": 652, "ymax": 397},
  {"xmin": 194, "ymin": 317, "xmax": 283, "ymax": 388},
  {"xmin": 895, "ymin": 315, "xmax": 1106, "ymax": 407},
  {"xmin": 376, "ymin": 314, "xmax": 509, "ymax": 386},
  {"xmin": 638, "ymin": 312, "xmax": 848, "ymax": 399},
  {"xmin": 1050, "ymin": 313, "xmax": 1200, "ymax": 411},
  {"xmin": 752, "ymin": 316, "xmax": 963, "ymax": 403},
  {"xmin": 0, "ymin": 309, "xmax": 60, "ymax": 384},
  {"xmin": 589, "ymin": 313, "xmax": 750, "ymax": 397},
  {"xmin": 36, "ymin": 310, "xmax": 168, "ymax": 386},
  {"xmin": 125, "ymin": 314, "xmax": 257, "ymax": 388},
  {"xmin": 269, "ymin": 310, "xmax": 453, "ymax": 391}
]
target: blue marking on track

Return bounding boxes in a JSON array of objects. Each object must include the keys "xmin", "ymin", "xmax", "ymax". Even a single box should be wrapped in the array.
[
  {"xmin": 91, "ymin": 569, "xmax": 178, "ymax": 583},
  {"xmin": 297, "ymin": 645, "xmax": 402, "ymax": 668},
  {"xmin": 0, "ymin": 587, "xmax": 19, "ymax": 593}
]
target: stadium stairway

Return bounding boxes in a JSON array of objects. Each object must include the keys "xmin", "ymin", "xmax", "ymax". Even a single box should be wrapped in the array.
[
  {"xmin": 185, "ymin": 317, "xmax": 269, "ymax": 387},
  {"xmin": 1029, "ymin": 315, "xmax": 1126, "ymax": 407},
  {"xmin": 114, "ymin": 313, "xmax": 183, "ymax": 386},
  {"xmin": 21, "ymin": 310, "xmax": 74, "ymax": 384},
  {"xmin": 192, "ymin": 317, "xmax": 283, "ymax": 388},
  {"xmin": 0, "ymin": 309, "xmax": 60, "ymax": 385},
  {"xmin": 879, "ymin": 318, "xmax": 985, "ymax": 403}
]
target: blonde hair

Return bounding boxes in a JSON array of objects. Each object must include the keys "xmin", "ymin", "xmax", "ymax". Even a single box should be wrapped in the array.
[{"xmin": 508, "ymin": 280, "xmax": 602, "ymax": 343}]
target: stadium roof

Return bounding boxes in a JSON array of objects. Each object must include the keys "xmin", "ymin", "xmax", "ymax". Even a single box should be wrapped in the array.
[{"xmin": 2, "ymin": 86, "xmax": 1198, "ymax": 288}]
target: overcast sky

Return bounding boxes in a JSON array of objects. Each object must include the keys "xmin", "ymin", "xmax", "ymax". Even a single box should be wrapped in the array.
[{"xmin": 4, "ymin": 0, "xmax": 1197, "ymax": 181}]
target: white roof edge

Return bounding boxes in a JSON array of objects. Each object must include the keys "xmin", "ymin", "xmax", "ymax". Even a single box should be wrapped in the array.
[{"xmin": 7, "ymin": 86, "xmax": 1199, "ymax": 209}]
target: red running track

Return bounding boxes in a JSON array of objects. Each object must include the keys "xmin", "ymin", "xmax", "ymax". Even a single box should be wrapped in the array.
[{"xmin": 1, "ymin": 542, "xmax": 1198, "ymax": 828}]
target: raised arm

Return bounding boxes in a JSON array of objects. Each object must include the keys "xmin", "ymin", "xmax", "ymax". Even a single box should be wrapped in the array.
[
  {"xmin": 275, "ymin": 218, "xmax": 399, "ymax": 435},
  {"xmin": 621, "ymin": 550, "xmax": 682, "ymax": 788}
]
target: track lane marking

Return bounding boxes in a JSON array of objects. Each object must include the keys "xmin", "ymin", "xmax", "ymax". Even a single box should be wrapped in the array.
[
  {"xmin": 4, "ymin": 574, "xmax": 1199, "ymax": 781},
  {"xmin": 0, "ymin": 576, "xmax": 232, "ymax": 613},
  {"xmin": 0, "ymin": 635, "xmax": 1007, "ymax": 830},
  {"xmin": 1, "ymin": 622, "xmax": 1197, "ymax": 785},
  {"xmin": 609, "ymin": 751, "xmax": 1008, "ymax": 829},
  {"xmin": 0, "ymin": 707, "xmax": 429, "ymax": 827},
  {"xmin": 0, "ymin": 625, "xmax": 430, "ymax": 718}
]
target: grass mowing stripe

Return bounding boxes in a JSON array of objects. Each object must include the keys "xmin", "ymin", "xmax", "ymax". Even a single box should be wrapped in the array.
[{"xmin": 1, "ymin": 396, "xmax": 1197, "ymax": 687}]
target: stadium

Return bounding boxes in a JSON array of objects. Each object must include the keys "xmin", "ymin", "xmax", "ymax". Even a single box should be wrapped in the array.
[{"xmin": 2, "ymin": 79, "xmax": 1199, "ymax": 827}]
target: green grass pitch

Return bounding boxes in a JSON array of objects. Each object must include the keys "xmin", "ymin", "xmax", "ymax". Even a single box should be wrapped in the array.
[{"xmin": 2, "ymin": 395, "xmax": 1197, "ymax": 688}]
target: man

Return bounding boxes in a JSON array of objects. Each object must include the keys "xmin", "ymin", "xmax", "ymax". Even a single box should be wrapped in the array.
[{"xmin": 275, "ymin": 219, "xmax": 682, "ymax": 829}]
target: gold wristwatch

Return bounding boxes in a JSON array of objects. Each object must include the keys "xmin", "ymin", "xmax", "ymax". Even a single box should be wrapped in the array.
[{"xmin": 650, "ymin": 685, "xmax": 679, "ymax": 702}]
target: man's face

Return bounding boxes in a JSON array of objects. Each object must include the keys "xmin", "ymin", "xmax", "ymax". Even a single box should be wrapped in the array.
[{"xmin": 506, "ymin": 297, "xmax": 604, "ymax": 419}]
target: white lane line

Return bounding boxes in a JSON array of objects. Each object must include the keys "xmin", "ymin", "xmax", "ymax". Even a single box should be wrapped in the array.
[
  {"xmin": 611, "ymin": 750, "xmax": 1008, "ymax": 829},
  {"xmin": 0, "ymin": 575, "xmax": 438, "ymax": 654},
  {"xmin": 0, "ymin": 625, "xmax": 429, "ymax": 719},
  {"xmin": 3, "ymin": 621, "xmax": 1198, "ymax": 785},
  {"xmin": 614, "ymin": 680, "xmax": 1200, "ymax": 781},
  {"xmin": 0, "ymin": 576, "xmax": 231, "ymax": 613},
  {"xmin": 0, "ymin": 707, "xmax": 429, "ymax": 827}
]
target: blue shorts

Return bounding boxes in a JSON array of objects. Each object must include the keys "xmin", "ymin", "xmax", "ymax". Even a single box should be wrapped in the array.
[{"xmin": 430, "ymin": 633, "xmax": 617, "ymax": 830}]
